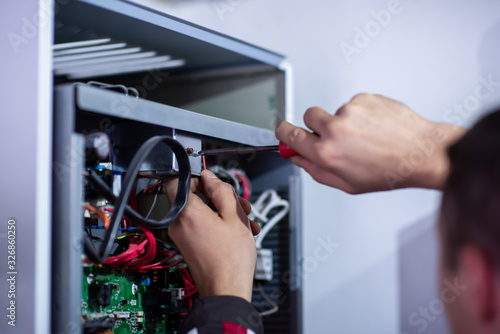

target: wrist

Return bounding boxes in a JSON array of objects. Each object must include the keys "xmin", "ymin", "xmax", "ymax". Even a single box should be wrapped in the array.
[
  {"xmin": 202, "ymin": 280, "xmax": 253, "ymax": 303},
  {"xmin": 412, "ymin": 122, "xmax": 466, "ymax": 190}
]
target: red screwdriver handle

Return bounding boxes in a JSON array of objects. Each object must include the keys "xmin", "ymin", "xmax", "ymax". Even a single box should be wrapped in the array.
[{"xmin": 279, "ymin": 141, "xmax": 299, "ymax": 159}]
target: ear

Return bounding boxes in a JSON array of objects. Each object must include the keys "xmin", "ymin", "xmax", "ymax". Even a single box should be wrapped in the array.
[{"xmin": 458, "ymin": 245, "xmax": 497, "ymax": 325}]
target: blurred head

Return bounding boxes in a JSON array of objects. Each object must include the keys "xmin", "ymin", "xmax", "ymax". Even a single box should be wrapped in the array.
[{"xmin": 440, "ymin": 109, "xmax": 500, "ymax": 334}]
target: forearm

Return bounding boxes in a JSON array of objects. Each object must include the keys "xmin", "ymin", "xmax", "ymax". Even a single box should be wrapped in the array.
[{"xmin": 408, "ymin": 122, "xmax": 466, "ymax": 190}]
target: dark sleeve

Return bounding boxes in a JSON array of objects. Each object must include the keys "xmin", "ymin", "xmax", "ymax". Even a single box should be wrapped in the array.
[{"xmin": 179, "ymin": 296, "xmax": 264, "ymax": 334}]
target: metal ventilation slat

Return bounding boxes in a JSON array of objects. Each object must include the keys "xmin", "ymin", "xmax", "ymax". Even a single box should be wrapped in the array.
[{"xmin": 52, "ymin": 38, "xmax": 185, "ymax": 79}]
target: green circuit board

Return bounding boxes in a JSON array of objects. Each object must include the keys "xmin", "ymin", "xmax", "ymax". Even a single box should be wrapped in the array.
[{"xmin": 82, "ymin": 266, "xmax": 179, "ymax": 334}]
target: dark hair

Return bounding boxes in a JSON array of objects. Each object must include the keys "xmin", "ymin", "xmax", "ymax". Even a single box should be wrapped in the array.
[{"xmin": 440, "ymin": 109, "xmax": 500, "ymax": 270}]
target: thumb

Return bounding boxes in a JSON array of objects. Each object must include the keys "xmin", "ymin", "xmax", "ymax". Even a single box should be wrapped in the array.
[{"xmin": 201, "ymin": 169, "xmax": 239, "ymax": 220}]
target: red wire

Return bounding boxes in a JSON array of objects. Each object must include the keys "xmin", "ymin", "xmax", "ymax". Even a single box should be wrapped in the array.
[
  {"xmin": 143, "ymin": 180, "xmax": 163, "ymax": 194},
  {"xmin": 183, "ymin": 290, "xmax": 198, "ymax": 298},
  {"xmin": 183, "ymin": 268, "xmax": 194, "ymax": 284},
  {"xmin": 103, "ymin": 207, "xmax": 126, "ymax": 227},
  {"xmin": 103, "ymin": 237, "xmax": 147, "ymax": 265},
  {"xmin": 126, "ymin": 227, "xmax": 156, "ymax": 269},
  {"xmin": 103, "ymin": 227, "xmax": 155, "ymax": 269},
  {"xmin": 98, "ymin": 183, "xmax": 184, "ymax": 272},
  {"xmin": 232, "ymin": 170, "xmax": 251, "ymax": 200},
  {"xmin": 130, "ymin": 191, "xmax": 138, "ymax": 210},
  {"xmin": 138, "ymin": 251, "xmax": 178, "ymax": 270},
  {"xmin": 128, "ymin": 178, "xmax": 138, "ymax": 211},
  {"xmin": 202, "ymin": 156, "xmax": 206, "ymax": 170},
  {"xmin": 150, "ymin": 258, "xmax": 184, "ymax": 269},
  {"xmin": 180, "ymin": 268, "xmax": 198, "ymax": 302},
  {"xmin": 122, "ymin": 179, "xmax": 140, "ymax": 229}
]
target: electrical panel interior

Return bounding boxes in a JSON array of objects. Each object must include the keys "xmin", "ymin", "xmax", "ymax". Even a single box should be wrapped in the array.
[{"xmin": 51, "ymin": 1, "xmax": 301, "ymax": 334}]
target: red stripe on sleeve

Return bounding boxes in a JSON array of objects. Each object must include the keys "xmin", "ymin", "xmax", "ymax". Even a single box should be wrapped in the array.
[{"xmin": 222, "ymin": 322, "xmax": 248, "ymax": 334}]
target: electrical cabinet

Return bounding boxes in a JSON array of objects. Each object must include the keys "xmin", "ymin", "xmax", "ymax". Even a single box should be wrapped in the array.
[{"xmin": 50, "ymin": 1, "xmax": 302, "ymax": 333}]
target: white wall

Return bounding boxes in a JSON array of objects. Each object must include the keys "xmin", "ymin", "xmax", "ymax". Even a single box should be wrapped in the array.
[{"xmin": 131, "ymin": 1, "xmax": 500, "ymax": 333}]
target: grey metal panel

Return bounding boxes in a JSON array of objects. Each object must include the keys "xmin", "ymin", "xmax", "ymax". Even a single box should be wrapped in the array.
[
  {"xmin": 0, "ymin": 1, "xmax": 53, "ymax": 334},
  {"xmin": 52, "ymin": 88, "xmax": 85, "ymax": 334},
  {"xmin": 87, "ymin": 0, "xmax": 284, "ymax": 66},
  {"xmin": 109, "ymin": 121, "xmax": 176, "ymax": 172},
  {"xmin": 174, "ymin": 131, "xmax": 202, "ymax": 176},
  {"xmin": 73, "ymin": 83, "xmax": 279, "ymax": 146},
  {"xmin": 115, "ymin": 65, "xmax": 286, "ymax": 131},
  {"xmin": 109, "ymin": 124, "xmax": 202, "ymax": 175},
  {"xmin": 55, "ymin": 0, "xmax": 284, "ymax": 73}
]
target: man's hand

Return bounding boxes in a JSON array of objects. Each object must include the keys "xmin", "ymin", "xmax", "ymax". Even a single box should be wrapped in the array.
[
  {"xmin": 166, "ymin": 170, "xmax": 260, "ymax": 302},
  {"xmin": 276, "ymin": 93, "xmax": 466, "ymax": 194}
]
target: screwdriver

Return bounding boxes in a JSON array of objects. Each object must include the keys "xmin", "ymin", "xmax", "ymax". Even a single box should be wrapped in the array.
[{"xmin": 189, "ymin": 142, "xmax": 299, "ymax": 159}]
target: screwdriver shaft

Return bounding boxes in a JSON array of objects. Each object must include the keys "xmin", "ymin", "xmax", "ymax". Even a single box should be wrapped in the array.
[{"xmin": 198, "ymin": 145, "xmax": 279, "ymax": 156}]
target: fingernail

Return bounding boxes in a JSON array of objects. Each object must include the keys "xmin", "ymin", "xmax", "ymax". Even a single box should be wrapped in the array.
[
  {"xmin": 275, "ymin": 121, "xmax": 288, "ymax": 132},
  {"xmin": 202, "ymin": 169, "xmax": 218, "ymax": 179}
]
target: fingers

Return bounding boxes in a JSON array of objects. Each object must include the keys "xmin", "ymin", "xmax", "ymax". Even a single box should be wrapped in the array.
[
  {"xmin": 303, "ymin": 107, "xmax": 334, "ymax": 135},
  {"xmin": 237, "ymin": 198, "xmax": 254, "ymax": 232},
  {"xmin": 250, "ymin": 220, "xmax": 261, "ymax": 236},
  {"xmin": 164, "ymin": 177, "xmax": 179, "ymax": 203},
  {"xmin": 164, "ymin": 177, "xmax": 200, "ymax": 203},
  {"xmin": 200, "ymin": 170, "xmax": 240, "ymax": 220},
  {"xmin": 334, "ymin": 102, "xmax": 349, "ymax": 117},
  {"xmin": 165, "ymin": 173, "xmax": 254, "ymax": 232},
  {"xmin": 275, "ymin": 121, "xmax": 321, "ymax": 161},
  {"xmin": 164, "ymin": 176, "xmax": 217, "ymax": 223},
  {"xmin": 291, "ymin": 156, "xmax": 354, "ymax": 193},
  {"xmin": 349, "ymin": 92, "xmax": 374, "ymax": 105},
  {"xmin": 238, "ymin": 197, "xmax": 252, "ymax": 215}
]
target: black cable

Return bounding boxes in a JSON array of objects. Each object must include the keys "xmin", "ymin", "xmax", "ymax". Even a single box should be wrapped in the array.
[
  {"xmin": 84, "ymin": 237, "xmax": 101, "ymax": 263},
  {"xmin": 86, "ymin": 171, "xmax": 182, "ymax": 228},
  {"xmin": 83, "ymin": 135, "xmax": 191, "ymax": 263}
]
